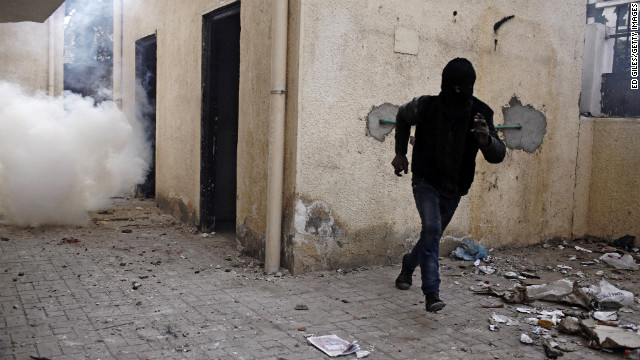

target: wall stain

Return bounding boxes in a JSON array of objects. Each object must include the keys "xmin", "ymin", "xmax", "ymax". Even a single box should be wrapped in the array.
[{"xmin": 156, "ymin": 192, "xmax": 198, "ymax": 227}]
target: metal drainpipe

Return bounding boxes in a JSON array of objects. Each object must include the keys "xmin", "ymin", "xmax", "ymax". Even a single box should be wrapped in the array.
[
  {"xmin": 48, "ymin": 14, "xmax": 55, "ymax": 95},
  {"xmin": 265, "ymin": 0, "xmax": 288, "ymax": 274}
]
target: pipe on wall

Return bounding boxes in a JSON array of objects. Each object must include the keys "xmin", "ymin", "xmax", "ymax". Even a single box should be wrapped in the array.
[
  {"xmin": 112, "ymin": 0, "xmax": 123, "ymax": 108},
  {"xmin": 265, "ymin": 0, "xmax": 289, "ymax": 274},
  {"xmin": 48, "ymin": 15, "xmax": 54, "ymax": 95}
]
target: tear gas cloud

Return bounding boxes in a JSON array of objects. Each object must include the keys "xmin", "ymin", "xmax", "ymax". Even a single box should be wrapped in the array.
[{"xmin": 0, "ymin": 81, "xmax": 151, "ymax": 226}]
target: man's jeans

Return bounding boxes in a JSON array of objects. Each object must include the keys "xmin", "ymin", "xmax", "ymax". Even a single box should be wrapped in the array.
[{"xmin": 405, "ymin": 183, "xmax": 461, "ymax": 295}]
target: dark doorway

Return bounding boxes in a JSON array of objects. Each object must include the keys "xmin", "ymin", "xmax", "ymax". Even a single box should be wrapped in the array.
[
  {"xmin": 201, "ymin": 3, "xmax": 240, "ymax": 233},
  {"xmin": 135, "ymin": 34, "xmax": 157, "ymax": 198}
]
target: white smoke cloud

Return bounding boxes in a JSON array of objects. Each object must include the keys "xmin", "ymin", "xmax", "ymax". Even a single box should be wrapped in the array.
[{"xmin": 0, "ymin": 81, "xmax": 151, "ymax": 226}]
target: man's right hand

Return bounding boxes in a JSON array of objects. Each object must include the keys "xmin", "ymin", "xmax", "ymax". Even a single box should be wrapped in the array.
[{"xmin": 392, "ymin": 154, "xmax": 409, "ymax": 177}]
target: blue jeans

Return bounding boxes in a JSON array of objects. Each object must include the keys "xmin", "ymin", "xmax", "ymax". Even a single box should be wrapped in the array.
[{"xmin": 406, "ymin": 183, "xmax": 461, "ymax": 295}]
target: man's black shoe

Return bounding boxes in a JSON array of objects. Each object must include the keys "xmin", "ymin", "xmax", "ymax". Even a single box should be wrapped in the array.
[
  {"xmin": 425, "ymin": 292, "xmax": 445, "ymax": 312},
  {"xmin": 395, "ymin": 254, "xmax": 413, "ymax": 290}
]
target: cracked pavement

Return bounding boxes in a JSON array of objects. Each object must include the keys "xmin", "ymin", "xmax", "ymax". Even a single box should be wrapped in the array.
[{"xmin": 1, "ymin": 198, "xmax": 638, "ymax": 359}]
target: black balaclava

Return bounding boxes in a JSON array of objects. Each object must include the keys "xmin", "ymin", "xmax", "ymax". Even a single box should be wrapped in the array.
[{"xmin": 439, "ymin": 58, "xmax": 476, "ymax": 118}]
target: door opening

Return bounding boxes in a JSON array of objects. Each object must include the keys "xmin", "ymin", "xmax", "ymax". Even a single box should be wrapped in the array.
[
  {"xmin": 201, "ymin": 3, "xmax": 240, "ymax": 233},
  {"xmin": 135, "ymin": 34, "xmax": 157, "ymax": 198}
]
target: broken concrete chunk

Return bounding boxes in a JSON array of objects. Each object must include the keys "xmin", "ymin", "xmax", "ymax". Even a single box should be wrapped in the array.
[
  {"xmin": 581, "ymin": 318, "xmax": 640, "ymax": 349},
  {"xmin": 520, "ymin": 333, "xmax": 534, "ymax": 344},
  {"xmin": 558, "ymin": 316, "xmax": 581, "ymax": 334},
  {"xmin": 542, "ymin": 338, "xmax": 563, "ymax": 358},
  {"xmin": 592, "ymin": 311, "xmax": 618, "ymax": 322}
]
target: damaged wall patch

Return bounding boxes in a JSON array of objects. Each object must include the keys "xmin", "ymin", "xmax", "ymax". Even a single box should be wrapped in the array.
[
  {"xmin": 501, "ymin": 96, "xmax": 547, "ymax": 153},
  {"xmin": 366, "ymin": 103, "xmax": 398, "ymax": 142},
  {"xmin": 295, "ymin": 199, "xmax": 335, "ymax": 237}
]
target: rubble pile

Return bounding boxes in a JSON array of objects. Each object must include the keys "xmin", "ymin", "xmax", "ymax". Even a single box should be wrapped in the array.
[{"xmin": 445, "ymin": 235, "xmax": 640, "ymax": 357}]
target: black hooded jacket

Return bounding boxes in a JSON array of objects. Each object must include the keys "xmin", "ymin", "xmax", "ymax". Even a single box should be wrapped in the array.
[{"xmin": 394, "ymin": 95, "xmax": 506, "ymax": 197}]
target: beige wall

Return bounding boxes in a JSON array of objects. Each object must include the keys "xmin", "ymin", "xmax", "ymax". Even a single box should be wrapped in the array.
[
  {"xmin": 122, "ymin": 0, "xmax": 252, "ymax": 225},
  {"xmin": 284, "ymin": 0, "xmax": 587, "ymax": 273},
  {"xmin": 0, "ymin": 5, "xmax": 64, "ymax": 95},
  {"xmin": 586, "ymin": 118, "xmax": 640, "ymax": 239},
  {"xmin": 236, "ymin": 0, "xmax": 274, "ymax": 256}
]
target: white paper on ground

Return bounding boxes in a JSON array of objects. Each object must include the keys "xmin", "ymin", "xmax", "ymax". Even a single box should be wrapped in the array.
[{"xmin": 307, "ymin": 335, "xmax": 360, "ymax": 357}]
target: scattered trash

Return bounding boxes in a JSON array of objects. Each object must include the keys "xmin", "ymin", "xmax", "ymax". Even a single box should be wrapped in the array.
[
  {"xmin": 478, "ymin": 266, "xmax": 496, "ymax": 275},
  {"xmin": 568, "ymin": 255, "xmax": 577, "ymax": 261},
  {"xmin": 122, "ymin": 229, "xmax": 133, "ymax": 234},
  {"xmin": 481, "ymin": 303, "xmax": 505, "ymax": 308},
  {"xmin": 520, "ymin": 333, "xmax": 534, "ymax": 344},
  {"xmin": 132, "ymin": 282, "xmax": 141, "ymax": 290},
  {"xmin": 1, "ymin": 236, "xmax": 9, "ymax": 241},
  {"xmin": 624, "ymin": 349, "xmax": 640, "ymax": 359},
  {"xmin": 537, "ymin": 319, "xmax": 553, "ymax": 328},
  {"xmin": 520, "ymin": 271, "xmax": 540, "ymax": 279},
  {"xmin": 59, "ymin": 237, "xmax": 80, "ymax": 244},
  {"xmin": 491, "ymin": 313, "xmax": 509, "ymax": 323},
  {"xmin": 563, "ymin": 310, "xmax": 588, "ymax": 319},
  {"xmin": 575, "ymin": 246, "xmax": 593, "ymax": 253},
  {"xmin": 589, "ymin": 280, "xmax": 635, "ymax": 309},
  {"xmin": 474, "ymin": 284, "xmax": 527, "ymax": 303},
  {"xmin": 596, "ymin": 270, "xmax": 604, "ymax": 276},
  {"xmin": 307, "ymin": 335, "xmax": 360, "ymax": 357},
  {"xmin": 298, "ymin": 327, "xmax": 306, "ymax": 331},
  {"xmin": 503, "ymin": 272, "xmax": 519, "ymax": 279},
  {"xmin": 542, "ymin": 338, "xmax": 563, "ymax": 359},
  {"xmin": 599, "ymin": 253, "xmax": 638, "ymax": 271},
  {"xmin": 526, "ymin": 279, "xmax": 592, "ymax": 309},
  {"xmin": 295, "ymin": 305, "xmax": 309, "ymax": 311},
  {"xmin": 525, "ymin": 317, "xmax": 539, "ymax": 325},
  {"xmin": 581, "ymin": 318, "xmax": 640, "ymax": 349},
  {"xmin": 356, "ymin": 350, "xmax": 370, "ymax": 358},
  {"xmin": 557, "ymin": 265, "xmax": 573, "ymax": 270},
  {"xmin": 532, "ymin": 326, "xmax": 547, "ymax": 335},
  {"xmin": 516, "ymin": 307, "xmax": 533, "ymax": 314},
  {"xmin": 621, "ymin": 324, "xmax": 639, "ymax": 331},
  {"xmin": 491, "ymin": 313, "xmax": 519, "ymax": 326},
  {"xmin": 592, "ymin": 311, "xmax": 618, "ymax": 322},
  {"xmin": 489, "ymin": 324, "xmax": 499, "ymax": 331},
  {"xmin": 558, "ymin": 316, "xmax": 581, "ymax": 334},
  {"xmin": 450, "ymin": 238, "xmax": 488, "ymax": 261},
  {"xmin": 613, "ymin": 235, "xmax": 636, "ymax": 251}
]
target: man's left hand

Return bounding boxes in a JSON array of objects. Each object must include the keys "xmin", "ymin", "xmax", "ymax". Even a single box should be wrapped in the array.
[{"xmin": 471, "ymin": 113, "xmax": 490, "ymax": 146}]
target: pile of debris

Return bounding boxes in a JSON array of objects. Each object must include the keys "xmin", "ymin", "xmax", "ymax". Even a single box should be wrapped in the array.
[{"xmin": 445, "ymin": 235, "xmax": 640, "ymax": 357}]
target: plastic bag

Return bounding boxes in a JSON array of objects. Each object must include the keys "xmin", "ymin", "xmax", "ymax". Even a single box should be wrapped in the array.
[{"xmin": 450, "ymin": 238, "xmax": 488, "ymax": 260}]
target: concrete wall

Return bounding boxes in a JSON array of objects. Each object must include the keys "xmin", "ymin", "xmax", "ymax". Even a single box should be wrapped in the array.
[
  {"xmin": 284, "ymin": 0, "xmax": 587, "ymax": 273},
  {"xmin": 0, "ymin": 5, "xmax": 64, "ymax": 95},
  {"xmin": 586, "ymin": 118, "xmax": 640, "ymax": 240},
  {"xmin": 236, "ymin": 1, "xmax": 274, "ymax": 256},
  {"xmin": 121, "ymin": 0, "xmax": 270, "ymax": 227}
]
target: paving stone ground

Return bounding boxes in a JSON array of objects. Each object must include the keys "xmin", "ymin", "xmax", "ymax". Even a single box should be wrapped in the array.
[{"xmin": 0, "ymin": 198, "xmax": 637, "ymax": 359}]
